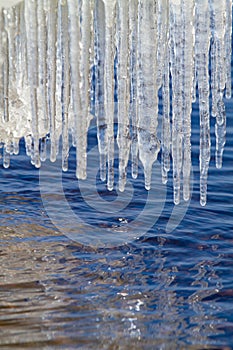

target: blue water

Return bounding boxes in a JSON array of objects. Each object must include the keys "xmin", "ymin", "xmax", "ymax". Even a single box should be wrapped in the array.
[{"xmin": 1, "ymin": 90, "xmax": 233, "ymax": 349}]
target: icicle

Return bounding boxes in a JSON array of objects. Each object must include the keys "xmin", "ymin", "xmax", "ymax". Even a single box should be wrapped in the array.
[
  {"xmin": 210, "ymin": 36, "xmax": 217, "ymax": 117},
  {"xmin": 57, "ymin": 0, "xmax": 70, "ymax": 172},
  {"xmin": 6, "ymin": 5, "xmax": 18, "ymax": 102},
  {"xmin": 25, "ymin": 135, "xmax": 32, "ymax": 157},
  {"xmin": 47, "ymin": 0, "xmax": 57, "ymax": 162},
  {"xmin": 170, "ymin": 0, "xmax": 183, "ymax": 205},
  {"xmin": 137, "ymin": 0, "xmax": 160, "ymax": 191},
  {"xmin": 94, "ymin": 0, "xmax": 107, "ymax": 181},
  {"xmin": 116, "ymin": 0, "xmax": 130, "ymax": 192},
  {"xmin": 13, "ymin": 138, "xmax": 19, "ymax": 155},
  {"xmin": 67, "ymin": 0, "xmax": 82, "ymax": 179},
  {"xmin": 15, "ymin": 3, "xmax": 24, "ymax": 92},
  {"xmin": 80, "ymin": 0, "xmax": 94, "ymax": 129},
  {"xmin": 160, "ymin": 0, "xmax": 170, "ymax": 185},
  {"xmin": 40, "ymin": 137, "xmax": 47, "ymax": 162},
  {"xmin": 182, "ymin": 0, "xmax": 195, "ymax": 201},
  {"xmin": 3, "ymin": 142, "xmax": 10, "ymax": 168},
  {"xmin": 55, "ymin": 0, "xmax": 63, "ymax": 157},
  {"xmin": 89, "ymin": 5, "xmax": 95, "ymax": 117},
  {"xmin": 215, "ymin": 100, "xmax": 226, "ymax": 169},
  {"xmin": 225, "ymin": 0, "xmax": 232, "ymax": 99},
  {"xmin": 196, "ymin": 0, "xmax": 211, "ymax": 206},
  {"xmin": 210, "ymin": 0, "xmax": 227, "ymax": 169},
  {"xmin": 212, "ymin": 0, "xmax": 227, "ymax": 92},
  {"xmin": 129, "ymin": 0, "xmax": 138, "ymax": 180},
  {"xmin": 103, "ymin": 0, "xmax": 116, "ymax": 191},
  {"xmin": 157, "ymin": 0, "xmax": 169, "ymax": 89},
  {"xmin": 24, "ymin": 0, "xmax": 40, "ymax": 168},
  {"xmin": 37, "ymin": 0, "xmax": 49, "ymax": 138},
  {"xmin": 79, "ymin": 0, "xmax": 94, "ymax": 178},
  {"xmin": 192, "ymin": 51, "xmax": 197, "ymax": 103}
]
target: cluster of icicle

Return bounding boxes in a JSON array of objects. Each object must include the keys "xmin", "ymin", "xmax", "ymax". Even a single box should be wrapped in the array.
[{"xmin": 0, "ymin": 0, "xmax": 232, "ymax": 206}]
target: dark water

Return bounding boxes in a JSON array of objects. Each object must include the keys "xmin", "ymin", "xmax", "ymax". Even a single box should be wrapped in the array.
[{"xmin": 1, "ymin": 100, "xmax": 233, "ymax": 348}]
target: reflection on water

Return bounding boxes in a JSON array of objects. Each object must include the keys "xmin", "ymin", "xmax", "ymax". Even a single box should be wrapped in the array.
[{"xmin": 1, "ymin": 218, "xmax": 233, "ymax": 349}]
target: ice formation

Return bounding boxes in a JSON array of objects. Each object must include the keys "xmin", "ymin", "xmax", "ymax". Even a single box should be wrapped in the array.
[{"xmin": 0, "ymin": 0, "xmax": 232, "ymax": 206}]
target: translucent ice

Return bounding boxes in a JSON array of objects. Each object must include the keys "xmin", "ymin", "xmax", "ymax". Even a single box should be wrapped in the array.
[{"xmin": 0, "ymin": 0, "xmax": 232, "ymax": 205}]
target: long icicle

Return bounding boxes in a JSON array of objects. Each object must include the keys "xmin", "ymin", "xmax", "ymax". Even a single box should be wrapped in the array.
[
  {"xmin": 129, "ymin": 0, "xmax": 138, "ymax": 180},
  {"xmin": 94, "ymin": 0, "xmax": 107, "ymax": 181},
  {"xmin": 196, "ymin": 0, "xmax": 211, "ymax": 206},
  {"xmin": 79, "ymin": 0, "xmax": 94, "ymax": 179},
  {"xmin": 160, "ymin": 0, "xmax": 170, "ymax": 185},
  {"xmin": 47, "ymin": 0, "xmax": 57, "ymax": 163},
  {"xmin": 137, "ymin": 0, "xmax": 160, "ymax": 190},
  {"xmin": 182, "ymin": 0, "xmax": 195, "ymax": 201},
  {"xmin": 225, "ymin": 0, "xmax": 232, "ymax": 99},
  {"xmin": 67, "ymin": 0, "xmax": 83, "ymax": 180},
  {"xmin": 211, "ymin": 0, "xmax": 227, "ymax": 169},
  {"xmin": 103, "ymin": 0, "xmax": 116, "ymax": 191},
  {"xmin": 25, "ymin": 0, "xmax": 40, "ymax": 168},
  {"xmin": 117, "ymin": 0, "xmax": 130, "ymax": 192},
  {"xmin": 170, "ymin": 0, "xmax": 183, "ymax": 205},
  {"xmin": 58, "ymin": 0, "xmax": 70, "ymax": 172}
]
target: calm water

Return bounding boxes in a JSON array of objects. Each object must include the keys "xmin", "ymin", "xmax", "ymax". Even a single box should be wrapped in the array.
[{"xmin": 1, "ymin": 101, "xmax": 233, "ymax": 348}]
